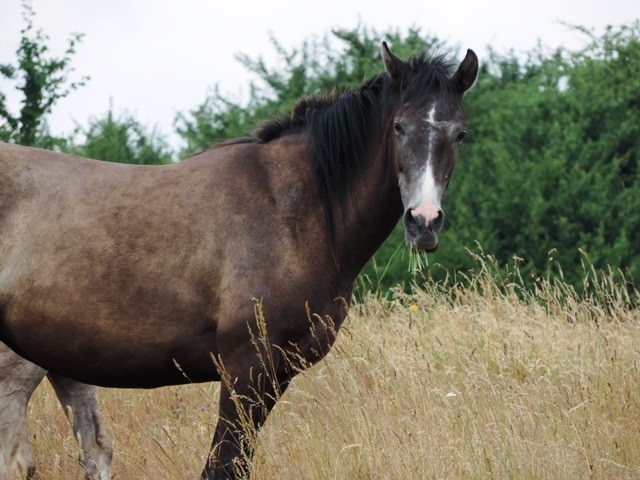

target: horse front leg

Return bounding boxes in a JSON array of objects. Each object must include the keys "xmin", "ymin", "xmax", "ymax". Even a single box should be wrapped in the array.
[
  {"xmin": 0, "ymin": 343, "xmax": 47, "ymax": 480},
  {"xmin": 201, "ymin": 356, "xmax": 291, "ymax": 480},
  {"xmin": 47, "ymin": 373, "xmax": 113, "ymax": 480}
]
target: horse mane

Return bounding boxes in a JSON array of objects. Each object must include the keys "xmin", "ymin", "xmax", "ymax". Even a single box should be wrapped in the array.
[{"xmin": 250, "ymin": 52, "xmax": 456, "ymax": 244}]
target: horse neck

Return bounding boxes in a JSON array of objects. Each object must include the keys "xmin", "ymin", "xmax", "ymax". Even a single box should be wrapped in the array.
[
  {"xmin": 304, "ymin": 78, "xmax": 403, "ymax": 281},
  {"xmin": 332, "ymin": 140, "xmax": 403, "ymax": 280}
]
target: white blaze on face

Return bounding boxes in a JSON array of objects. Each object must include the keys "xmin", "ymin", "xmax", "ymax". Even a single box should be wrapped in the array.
[
  {"xmin": 410, "ymin": 104, "xmax": 442, "ymax": 223},
  {"xmin": 411, "ymin": 163, "xmax": 441, "ymax": 222}
]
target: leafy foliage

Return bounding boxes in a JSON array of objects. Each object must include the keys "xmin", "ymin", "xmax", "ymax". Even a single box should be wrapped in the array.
[
  {"xmin": 438, "ymin": 22, "xmax": 640, "ymax": 290},
  {"xmin": 67, "ymin": 107, "xmax": 172, "ymax": 164},
  {"xmin": 0, "ymin": 1, "xmax": 88, "ymax": 148},
  {"xmin": 0, "ymin": 3, "xmax": 172, "ymax": 165}
]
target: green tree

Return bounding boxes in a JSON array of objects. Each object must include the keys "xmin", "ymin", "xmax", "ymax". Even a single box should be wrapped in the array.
[
  {"xmin": 428, "ymin": 22, "xmax": 640, "ymax": 291},
  {"xmin": 68, "ymin": 107, "xmax": 172, "ymax": 164},
  {"xmin": 0, "ymin": 1, "xmax": 87, "ymax": 148}
]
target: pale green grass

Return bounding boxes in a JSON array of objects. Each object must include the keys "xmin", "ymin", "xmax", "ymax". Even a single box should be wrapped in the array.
[{"xmin": 27, "ymin": 270, "xmax": 640, "ymax": 479}]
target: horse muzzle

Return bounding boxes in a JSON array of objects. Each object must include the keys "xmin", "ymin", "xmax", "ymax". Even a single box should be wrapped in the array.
[{"xmin": 403, "ymin": 208, "xmax": 444, "ymax": 252}]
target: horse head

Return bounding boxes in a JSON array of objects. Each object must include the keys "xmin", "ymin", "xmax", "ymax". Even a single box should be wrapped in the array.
[{"xmin": 383, "ymin": 42, "xmax": 478, "ymax": 251}]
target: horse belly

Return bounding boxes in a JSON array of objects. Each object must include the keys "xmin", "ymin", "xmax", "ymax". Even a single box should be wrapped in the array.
[
  {"xmin": 0, "ymin": 210, "xmax": 225, "ymax": 386},
  {"xmin": 0, "ymin": 282, "xmax": 222, "ymax": 388}
]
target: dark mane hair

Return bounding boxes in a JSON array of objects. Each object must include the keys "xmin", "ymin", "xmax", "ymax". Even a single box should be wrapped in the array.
[{"xmin": 250, "ymin": 53, "xmax": 456, "ymax": 244}]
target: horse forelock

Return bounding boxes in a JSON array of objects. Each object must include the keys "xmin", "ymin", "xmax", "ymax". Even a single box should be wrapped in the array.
[{"xmin": 404, "ymin": 53, "xmax": 458, "ymax": 102}]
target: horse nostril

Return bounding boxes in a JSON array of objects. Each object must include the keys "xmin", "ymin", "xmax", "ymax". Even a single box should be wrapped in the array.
[
  {"xmin": 403, "ymin": 209, "xmax": 424, "ymax": 236},
  {"xmin": 432, "ymin": 209, "xmax": 444, "ymax": 231}
]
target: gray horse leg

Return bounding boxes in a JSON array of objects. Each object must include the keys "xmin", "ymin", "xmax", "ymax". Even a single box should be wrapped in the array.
[
  {"xmin": 47, "ymin": 373, "xmax": 113, "ymax": 480},
  {"xmin": 0, "ymin": 343, "xmax": 46, "ymax": 479},
  {"xmin": 0, "ymin": 343, "xmax": 112, "ymax": 480}
]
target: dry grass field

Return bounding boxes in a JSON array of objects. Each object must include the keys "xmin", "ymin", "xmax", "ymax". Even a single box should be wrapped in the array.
[{"xmin": 26, "ymin": 266, "xmax": 640, "ymax": 480}]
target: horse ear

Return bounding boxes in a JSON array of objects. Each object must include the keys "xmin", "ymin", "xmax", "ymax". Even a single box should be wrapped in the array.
[
  {"xmin": 452, "ymin": 49, "xmax": 479, "ymax": 93},
  {"xmin": 382, "ymin": 41, "xmax": 410, "ymax": 83}
]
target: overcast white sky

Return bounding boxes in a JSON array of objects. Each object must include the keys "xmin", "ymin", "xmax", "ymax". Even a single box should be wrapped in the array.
[{"xmin": 1, "ymin": 0, "xmax": 639, "ymax": 152}]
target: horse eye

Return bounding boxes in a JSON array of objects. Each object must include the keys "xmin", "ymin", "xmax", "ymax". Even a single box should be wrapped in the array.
[
  {"xmin": 393, "ymin": 121, "xmax": 405, "ymax": 135},
  {"xmin": 456, "ymin": 130, "xmax": 468, "ymax": 142}
]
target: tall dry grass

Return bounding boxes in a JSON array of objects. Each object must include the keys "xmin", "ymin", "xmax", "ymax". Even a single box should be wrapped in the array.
[{"xmin": 27, "ymin": 265, "xmax": 640, "ymax": 479}]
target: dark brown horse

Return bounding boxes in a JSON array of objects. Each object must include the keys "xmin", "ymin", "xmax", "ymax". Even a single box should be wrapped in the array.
[{"xmin": 0, "ymin": 43, "xmax": 477, "ymax": 479}]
